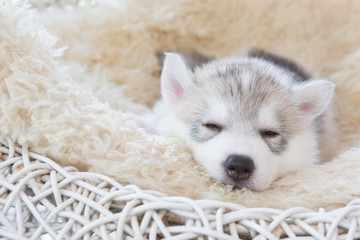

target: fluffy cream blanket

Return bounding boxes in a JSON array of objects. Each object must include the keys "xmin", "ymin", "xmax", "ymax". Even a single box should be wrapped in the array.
[{"xmin": 1, "ymin": 0, "xmax": 360, "ymax": 210}]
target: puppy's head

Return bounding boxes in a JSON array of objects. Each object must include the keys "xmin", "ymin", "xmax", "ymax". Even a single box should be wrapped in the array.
[{"xmin": 158, "ymin": 53, "xmax": 335, "ymax": 191}]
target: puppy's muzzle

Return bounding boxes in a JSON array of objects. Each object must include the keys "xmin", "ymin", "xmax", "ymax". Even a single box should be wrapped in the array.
[{"xmin": 224, "ymin": 154, "xmax": 254, "ymax": 181}]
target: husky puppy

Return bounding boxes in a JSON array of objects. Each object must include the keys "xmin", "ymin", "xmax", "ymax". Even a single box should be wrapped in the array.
[{"xmin": 141, "ymin": 49, "xmax": 336, "ymax": 191}]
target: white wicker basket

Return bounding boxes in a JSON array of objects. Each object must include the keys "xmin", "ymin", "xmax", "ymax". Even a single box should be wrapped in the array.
[
  {"xmin": 1, "ymin": 1, "xmax": 359, "ymax": 239},
  {"xmin": 1, "ymin": 136, "xmax": 359, "ymax": 239}
]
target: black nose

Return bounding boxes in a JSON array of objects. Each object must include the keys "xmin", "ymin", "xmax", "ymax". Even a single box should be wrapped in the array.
[{"xmin": 224, "ymin": 154, "xmax": 254, "ymax": 181}]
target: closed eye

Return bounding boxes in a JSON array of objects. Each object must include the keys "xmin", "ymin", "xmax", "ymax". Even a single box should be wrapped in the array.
[
  {"xmin": 260, "ymin": 130, "xmax": 279, "ymax": 138},
  {"xmin": 203, "ymin": 122, "xmax": 223, "ymax": 132}
]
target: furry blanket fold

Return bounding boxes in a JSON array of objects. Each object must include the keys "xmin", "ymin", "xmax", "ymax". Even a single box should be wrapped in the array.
[{"xmin": 1, "ymin": 0, "xmax": 360, "ymax": 210}]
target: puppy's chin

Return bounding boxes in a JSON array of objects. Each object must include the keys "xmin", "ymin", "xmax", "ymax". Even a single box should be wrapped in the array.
[
  {"xmin": 222, "ymin": 176, "xmax": 271, "ymax": 192},
  {"xmin": 222, "ymin": 177, "xmax": 254, "ymax": 191}
]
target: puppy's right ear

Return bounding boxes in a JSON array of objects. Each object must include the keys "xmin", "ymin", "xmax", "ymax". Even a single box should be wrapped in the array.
[{"xmin": 160, "ymin": 53, "xmax": 193, "ymax": 104}]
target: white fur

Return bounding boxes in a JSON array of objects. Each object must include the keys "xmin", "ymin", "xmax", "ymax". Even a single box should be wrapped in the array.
[
  {"xmin": 144, "ymin": 53, "xmax": 335, "ymax": 191},
  {"xmin": 179, "ymin": 119, "xmax": 319, "ymax": 191},
  {"xmin": 292, "ymin": 79, "xmax": 336, "ymax": 121},
  {"xmin": 257, "ymin": 104, "xmax": 279, "ymax": 130},
  {"xmin": 161, "ymin": 53, "xmax": 194, "ymax": 104}
]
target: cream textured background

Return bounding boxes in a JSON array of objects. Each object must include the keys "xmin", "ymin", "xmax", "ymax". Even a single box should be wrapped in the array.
[{"xmin": 1, "ymin": 0, "xmax": 360, "ymax": 210}]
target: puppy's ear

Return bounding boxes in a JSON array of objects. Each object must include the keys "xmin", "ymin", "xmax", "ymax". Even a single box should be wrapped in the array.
[
  {"xmin": 293, "ymin": 79, "xmax": 335, "ymax": 121},
  {"xmin": 160, "ymin": 53, "xmax": 193, "ymax": 104}
]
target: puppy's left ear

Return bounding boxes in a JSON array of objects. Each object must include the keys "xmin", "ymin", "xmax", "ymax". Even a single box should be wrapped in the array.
[
  {"xmin": 160, "ymin": 53, "xmax": 194, "ymax": 105},
  {"xmin": 293, "ymin": 79, "xmax": 335, "ymax": 121}
]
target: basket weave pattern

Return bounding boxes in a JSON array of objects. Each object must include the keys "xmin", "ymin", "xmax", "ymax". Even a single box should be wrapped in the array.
[{"xmin": 0, "ymin": 137, "xmax": 359, "ymax": 239}]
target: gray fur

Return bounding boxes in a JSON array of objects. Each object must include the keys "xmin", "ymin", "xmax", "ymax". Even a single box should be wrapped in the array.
[
  {"xmin": 179, "ymin": 57, "xmax": 300, "ymax": 154},
  {"xmin": 265, "ymin": 136, "xmax": 288, "ymax": 154},
  {"xmin": 150, "ymin": 49, "xmax": 335, "ymax": 191},
  {"xmin": 190, "ymin": 121, "xmax": 218, "ymax": 143},
  {"xmin": 247, "ymin": 49, "xmax": 311, "ymax": 81}
]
